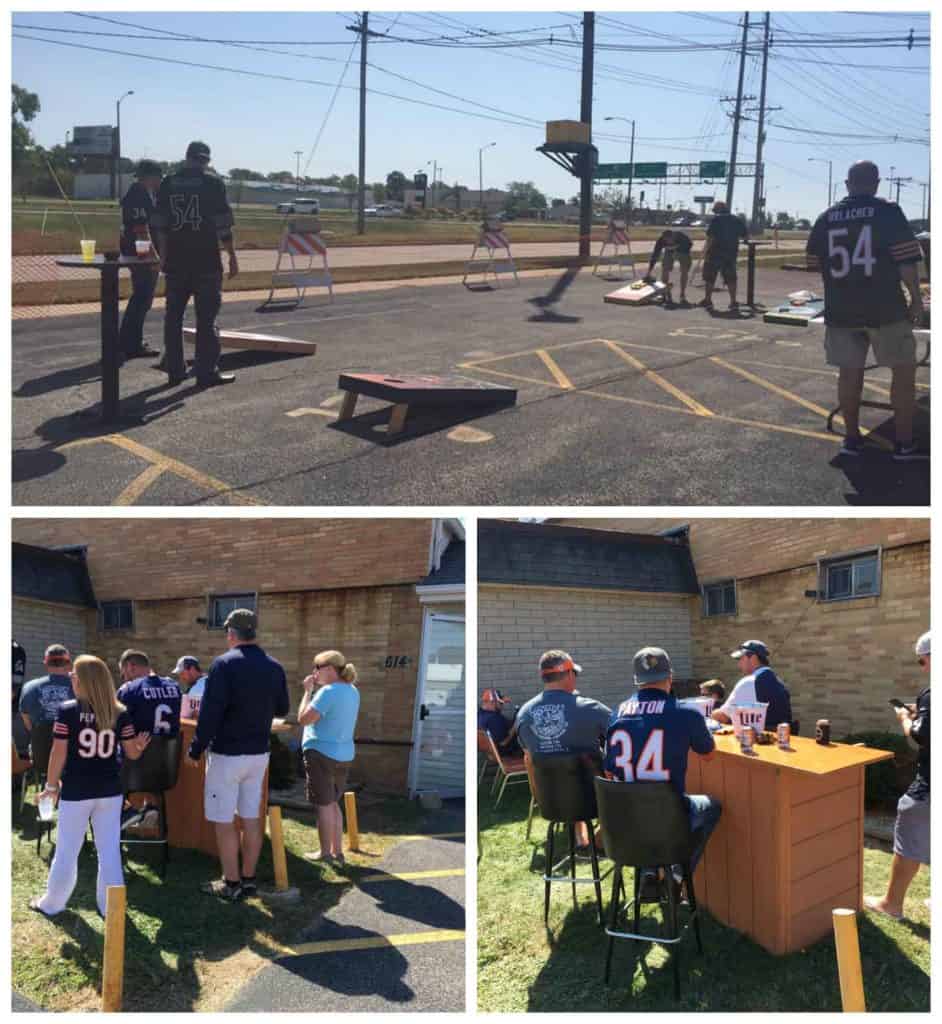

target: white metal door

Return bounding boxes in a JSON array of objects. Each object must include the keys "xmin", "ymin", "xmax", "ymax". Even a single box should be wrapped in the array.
[{"xmin": 409, "ymin": 612, "xmax": 465, "ymax": 798}]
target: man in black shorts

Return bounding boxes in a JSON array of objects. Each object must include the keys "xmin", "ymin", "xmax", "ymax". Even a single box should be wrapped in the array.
[
  {"xmin": 152, "ymin": 140, "xmax": 239, "ymax": 388},
  {"xmin": 806, "ymin": 160, "xmax": 926, "ymax": 460},
  {"xmin": 118, "ymin": 159, "xmax": 163, "ymax": 361},
  {"xmin": 701, "ymin": 201, "xmax": 748, "ymax": 311},
  {"xmin": 646, "ymin": 229, "xmax": 693, "ymax": 305}
]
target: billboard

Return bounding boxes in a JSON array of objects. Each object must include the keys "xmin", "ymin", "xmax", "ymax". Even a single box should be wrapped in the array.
[
  {"xmin": 70, "ymin": 125, "xmax": 115, "ymax": 156},
  {"xmin": 632, "ymin": 162, "xmax": 668, "ymax": 178},
  {"xmin": 699, "ymin": 161, "xmax": 727, "ymax": 178}
]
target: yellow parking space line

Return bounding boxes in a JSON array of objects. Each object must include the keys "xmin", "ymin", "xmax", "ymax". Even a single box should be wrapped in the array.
[
  {"xmin": 461, "ymin": 337, "xmax": 602, "ymax": 367},
  {"xmin": 361, "ymin": 869, "xmax": 465, "ymax": 883},
  {"xmin": 397, "ymin": 832, "xmax": 465, "ymax": 841},
  {"xmin": 284, "ymin": 929, "xmax": 465, "ymax": 957},
  {"xmin": 286, "ymin": 407, "xmax": 335, "ymax": 418},
  {"xmin": 115, "ymin": 464, "xmax": 166, "ymax": 506},
  {"xmin": 603, "ymin": 340, "xmax": 714, "ymax": 417},
  {"xmin": 457, "ymin": 363, "xmax": 565, "ymax": 390},
  {"xmin": 861, "ymin": 380, "xmax": 892, "ymax": 398},
  {"xmin": 536, "ymin": 349, "xmax": 574, "ymax": 389}
]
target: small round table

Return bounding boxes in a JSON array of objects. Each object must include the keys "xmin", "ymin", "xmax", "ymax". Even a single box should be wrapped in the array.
[{"xmin": 55, "ymin": 254, "xmax": 159, "ymax": 422}]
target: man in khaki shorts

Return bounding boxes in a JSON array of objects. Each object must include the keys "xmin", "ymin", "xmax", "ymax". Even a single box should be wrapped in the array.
[
  {"xmin": 186, "ymin": 609, "xmax": 289, "ymax": 901},
  {"xmin": 806, "ymin": 160, "xmax": 926, "ymax": 461}
]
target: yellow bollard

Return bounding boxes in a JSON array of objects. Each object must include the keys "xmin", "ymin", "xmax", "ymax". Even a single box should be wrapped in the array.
[
  {"xmin": 268, "ymin": 805, "xmax": 289, "ymax": 891},
  {"xmin": 101, "ymin": 884, "xmax": 126, "ymax": 1012},
  {"xmin": 344, "ymin": 791, "xmax": 360, "ymax": 852},
  {"xmin": 832, "ymin": 908, "xmax": 866, "ymax": 1012}
]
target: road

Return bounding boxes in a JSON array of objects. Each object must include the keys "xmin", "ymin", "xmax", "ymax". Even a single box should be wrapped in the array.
[{"xmin": 11, "ymin": 266, "xmax": 928, "ymax": 507}]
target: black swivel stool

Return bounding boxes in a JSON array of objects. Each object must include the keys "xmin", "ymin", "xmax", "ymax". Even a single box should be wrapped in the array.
[
  {"xmin": 530, "ymin": 754, "xmax": 605, "ymax": 926},
  {"xmin": 594, "ymin": 778, "xmax": 704, "ymax": 999},
  {"xmin": 120, "ymin": 734, "xmax": 182, "ymax": 879},
  {"xmin": 27, "ymin": 721, "xmax": 57, "ymax": 856}
]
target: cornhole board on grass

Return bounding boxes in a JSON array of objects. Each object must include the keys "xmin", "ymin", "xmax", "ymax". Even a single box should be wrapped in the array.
[
  {"xmin": 183, "ymin": 327, "xmax": 317, "ymax": 354},
  {"xmin": 762, "ymin": 300, "xmax": 825, "ymax": 326},
  {"xmin": 604, "ymin": 279, "xmax": 668, "ymax": 306},
  {"xmin": 336, "ymin": 372, "xmax": 517, "ymax": 436}
]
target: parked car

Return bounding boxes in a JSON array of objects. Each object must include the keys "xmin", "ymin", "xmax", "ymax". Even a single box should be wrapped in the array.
[
  {"xmin": 495, "ymin": 210, "xmax": 515, "ymax": 222},
  {"xmin": 364, "ymin": 204, "xmax": 403, "ymax": 218},
  {"xmin": 275, "ymin": 198, "xmax": 320, "ymax": 215}
]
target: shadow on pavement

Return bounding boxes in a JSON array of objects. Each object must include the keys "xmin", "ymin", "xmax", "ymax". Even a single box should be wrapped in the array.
[
  {"xmin": 328, "ymin": 402, "xmax": 514, "ymax": 446},
  {"xmin": 357, "ymin": 871, "xmax": 465, "ymax": 931}
]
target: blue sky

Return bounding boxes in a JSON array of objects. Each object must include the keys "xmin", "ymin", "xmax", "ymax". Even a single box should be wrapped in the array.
[{"xmin": 12, "ymin": 9, "xmax": 931, "ymax": 220}]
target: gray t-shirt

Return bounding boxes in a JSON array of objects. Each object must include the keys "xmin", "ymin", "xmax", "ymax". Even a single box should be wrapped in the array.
[
  {"xmin": 515, "ymin": 689, "xmax": 612, "ymax": 756},
  {"xmin": 19, "ymin": 673, "xmax": 75, "ymax": 725}
]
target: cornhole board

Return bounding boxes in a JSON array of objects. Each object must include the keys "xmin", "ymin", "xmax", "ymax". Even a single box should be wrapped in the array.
[
  {"xmin": 335, "ymin": 372, "xmax": 517, "ymax": 436},
  {"xmin": 762, "ymin": 299, "xmax": 825, "ymax": 326},
  {"xmin": 183, "ymin": 327, "xmax": 317, "ymax": 354},
  {"xmin": 604, "ymin": 279, "xmax": 668, "ymax": 306}
]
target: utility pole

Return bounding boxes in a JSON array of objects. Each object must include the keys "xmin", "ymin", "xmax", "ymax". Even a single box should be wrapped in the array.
[
  {"xmin": 725, "ymin": 12, "xmax": 750, "ymax": 209},
  {"xmin": 579, "ymin": 11, "xmax": 595, "ymax": 260},
  {"xmin": 347, "ymin": 13, "xmax": 370, "ymax": 235},
  {"xmin": 750, "ymin": 12, "xmax": 771, "ymax": 232},
  {"xmin": 294, "ymin": 150, "xmax": 303, "ymax": 191}
]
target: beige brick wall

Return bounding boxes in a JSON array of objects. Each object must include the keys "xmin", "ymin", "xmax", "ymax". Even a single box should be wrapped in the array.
[
  {"xmin": 479, "ymin": 584, "xmax": 693, "ymax": 712},
  {"xmin": 689, "ymin": 543, "xmax": 930, "ymax": 736},
  {"xmin": 13, "ymin": 597, "xmax": 87, "ymax": 676},
  {"xmin": 554, "ymin": 518, "xmax": 930, "ymax": 581},
  {"xmin": 11, "ymin": 519, "xmax": 433, "ymax": 600}
]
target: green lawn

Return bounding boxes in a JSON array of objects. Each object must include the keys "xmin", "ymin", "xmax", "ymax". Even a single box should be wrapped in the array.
[
  {"xmin": 477, "ymin": 784, "xmax": 930, "ymax": 1013},
  {"xmin": 11, "ymin": 786, "xmax": 427, "ymax": 1012}
]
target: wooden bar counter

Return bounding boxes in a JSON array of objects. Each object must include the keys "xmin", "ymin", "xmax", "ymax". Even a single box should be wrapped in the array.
[{"xmin": 687, "ymin": 731, "xmax": 893, "ymax": 955}]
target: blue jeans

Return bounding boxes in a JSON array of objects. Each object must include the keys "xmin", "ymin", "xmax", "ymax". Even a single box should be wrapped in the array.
[
  {"xmin": 687, "ymin": 793, "xmax": 722, "ymax": 872},
  {"xmin": 118, "ymin": 263, "xmax": 159, "ymax": 355}
]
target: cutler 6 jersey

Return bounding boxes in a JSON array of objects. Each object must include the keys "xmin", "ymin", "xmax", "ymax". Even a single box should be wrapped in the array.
[
  {"xmin": 54, "ymin": 700, "xmax": 135, "ymax": 801},
  {"xmin": 116, "ymin": 674, "xmax": 182, "ymax": 737},
  {"xmin": 806, "ymin": 195, "xmax": 922, "ymax": 327}
]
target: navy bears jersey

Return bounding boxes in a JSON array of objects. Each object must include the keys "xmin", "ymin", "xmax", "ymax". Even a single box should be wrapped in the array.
[
  {"xmin": 603, "ymin": 688, "xmax": 714, "ymax": 798},
  {"xmin": 54, "ymin": 700, "xmax": 135, "ymax": 801},
  {"xmin": 116, "ymin": 674, "xmax": 181, "ymax": 737},
  {"xmin": 153, "ymin": 168, "xmax": 233, "ymax": 273},
  {"xmin": 120, "ymin": 181, "xmax": 157, "ymax": 255},
  {"xmin": 806, "ymin": 195, "xmax": 922, "ymax": 327}
]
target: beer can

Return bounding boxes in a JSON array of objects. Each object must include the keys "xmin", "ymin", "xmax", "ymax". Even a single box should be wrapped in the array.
[
  {"xmin": 815, "ymin": 718, "xmax": 831, "ymax": 745},
  {"xmin": 777, "ymin": 722, "xmax": 791, "ymax": 749},
  {"xmin": 740, "ymin": 725, "xmax": 755, "ymax": 752}
]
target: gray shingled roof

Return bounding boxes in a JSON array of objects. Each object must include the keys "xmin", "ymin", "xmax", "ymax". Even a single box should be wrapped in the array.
[
  {"xmin": 419, "ymin": 541, "xmax": 465, "ymax": 587},
  {"xmin": 12, "ymin": 543, "xmax": 97, "ymax": 608},
  {"xmin": 478, "ymin": 521, "xmax": 698, "ymax": 594}
]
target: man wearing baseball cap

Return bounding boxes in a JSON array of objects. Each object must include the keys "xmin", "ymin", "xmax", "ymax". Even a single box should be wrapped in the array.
[
  {"xmin": 711, "ymin": 640, "xmax": 792, "ymax": 731},
  {"xmin": 478, "ymin": 688, "xmax": 520, "ymax": 755},
  {"xmin": 604, "ymin": 647, "xmax": 722, "ymax": 897},
  {"xmin": 866, "ymin": 629, "xmax": 930, "ymax": 919},
  {"xmin": 186, "ymin": 608, "xmax": 289, "ymax": 901},
  {"xmin": 172, "ymin": 656, "xmax": 207, "ymax": 719}
]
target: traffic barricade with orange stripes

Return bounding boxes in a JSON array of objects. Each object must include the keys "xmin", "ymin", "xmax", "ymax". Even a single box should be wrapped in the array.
[
  {"xmin": 258, "ymin": 216, "xmax": 333, "ymax": 312},
  {"xmin": 463, "ymin": 221, "xmax": 519, "ymax": 288}
]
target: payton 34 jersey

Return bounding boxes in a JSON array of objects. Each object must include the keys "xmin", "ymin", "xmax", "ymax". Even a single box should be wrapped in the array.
[
  {"xmin": 54, "ymin": 700, "xmax": 135, "ymax": 801},
  {"xmin": 806, "ymin": 195, "xmax": 922, "ymax": 327},
  {"xmin": 116, "ymin": 674, "xmax": 182, "ymax": 737},
  {"xmin": 120, "ymin": 181, "xmax": 157, "ymax": 255},
  {"xmin": 603, "ymin": 688, "xmax": 714, "ymax": 798}
]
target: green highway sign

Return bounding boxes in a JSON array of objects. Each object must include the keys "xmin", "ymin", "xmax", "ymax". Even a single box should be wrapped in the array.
[
  {"xmin": 699, "ymin": 161, "xmax": 727, "ymax": 178},
  {"xmin": 596, "ymin": 162, "xmax": 632, "ymax": 179},
  {"xmin": 632, "ymin": 162, "xmax": 668, "ymax": 178}
]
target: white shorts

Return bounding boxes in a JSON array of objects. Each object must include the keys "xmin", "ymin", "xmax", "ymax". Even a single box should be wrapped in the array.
[{"xmin": 204, "ymin": 752, "xmax": 268, "ymax": 823}]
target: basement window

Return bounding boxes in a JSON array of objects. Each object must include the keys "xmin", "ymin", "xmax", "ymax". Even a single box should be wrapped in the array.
[
  {"xmin": 100, "ymin": 600, "xmax": 134, "ymax": 631},
  {"xmin": 820, "ymin": 550, "xmax": 881, "ymax": 602},
  {"xmin": 702, "ymin": 580, "xmax": 737, "ymax": 617},
  {"xmin": 208, "ymin": 592, "xmax": 257, "ymax": 629}
]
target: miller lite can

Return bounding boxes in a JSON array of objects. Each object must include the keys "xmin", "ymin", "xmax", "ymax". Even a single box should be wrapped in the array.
[
  {"xmin": 777, "ymin": 722, "xmax": 791, "ymax": 749},
  {"xmin": 740, "ymin": 725, "xmax": 756, "ymax": 752}
]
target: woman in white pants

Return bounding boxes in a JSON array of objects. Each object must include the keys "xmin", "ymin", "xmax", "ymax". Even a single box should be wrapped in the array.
[{"xmin": 30, "ymin": 655, "xmax": 150, "ymax": 918}]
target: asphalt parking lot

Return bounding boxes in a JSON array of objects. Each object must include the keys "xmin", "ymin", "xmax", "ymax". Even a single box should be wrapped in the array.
[{"xmin": 12, "ymin": 267, "xmax": 929, "ymax": 506}]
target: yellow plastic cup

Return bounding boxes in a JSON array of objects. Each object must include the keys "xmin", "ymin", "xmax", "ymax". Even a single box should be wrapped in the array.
[{"xmin": 80, "ymin": 239, "xmax": 96, "ymax": 263}]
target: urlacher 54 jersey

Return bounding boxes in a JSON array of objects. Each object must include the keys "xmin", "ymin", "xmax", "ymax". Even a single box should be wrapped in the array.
[
  {"xmin": 153, "ymin": 167, "xmax": 234, "ymax": 273},
  {"xmin": 603, "ymin": 688, "xmax": 714, "ymax": 799},
  {"xmin": 806, "ymin": 195, "xmax": 922, "ymax": 328},
  {"xmin": 54, "ymin": 700, "xmax": 135, "ymax": 801}
]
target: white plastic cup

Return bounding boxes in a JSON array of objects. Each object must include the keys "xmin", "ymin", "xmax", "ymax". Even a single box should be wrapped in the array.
[
  {"xmin": 38, "ymin": 793, "xmax": 55, "ymax": 821},
  {"xmin": 135, "ymin": 239, "xmax": 151, "ymax": 259},
  {"xmin": 80, "ymin": 239, "xmax": 96, "ymax": 262}
]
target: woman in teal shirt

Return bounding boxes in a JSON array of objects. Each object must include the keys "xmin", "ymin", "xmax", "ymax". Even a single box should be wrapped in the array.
[{"xmin": 298, "ymin": 650, "xmax": 360, "ymax": 863}]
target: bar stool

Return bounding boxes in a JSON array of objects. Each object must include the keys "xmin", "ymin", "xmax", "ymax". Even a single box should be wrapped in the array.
[
  {"xmin": 530, "ymin": 754, "xmax": 605, "ymax": 926},
  {"xmin": 593, "ymin": 777, "xmax": 703, "ymax": 999},
  {"xmin": 120, "ymin": 734, "xmax": 182, "ymax": 879}
]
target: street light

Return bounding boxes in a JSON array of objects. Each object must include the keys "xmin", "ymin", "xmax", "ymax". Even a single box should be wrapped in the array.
[
  {"xmin": 807, "ymin": 157, "xmax": 832, "ymax": 208},
  {"xmin": 294, "ymin": 149, "xmax": 304, "ymax": 191},
  {"xmin": 114, "ymin": 89, "xmax": 134, "ymax": 200},
  {"xmin": 426, "ymin": 159, "xmax": 441, "ymax": 208},
  {"xmin": 605, "ymin": 116, "xmax": 635, "ymax": 219},
  {"xmin": 478, "ymin": 142, "xmax": 496, "ymax": 215}
]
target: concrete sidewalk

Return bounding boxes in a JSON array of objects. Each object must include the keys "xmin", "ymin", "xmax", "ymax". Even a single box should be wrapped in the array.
[{"xmin": 226, "ymin": 808, "xmax": 465, "ymax": 1013}]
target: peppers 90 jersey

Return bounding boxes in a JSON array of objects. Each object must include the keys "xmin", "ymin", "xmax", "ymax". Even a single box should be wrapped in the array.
[
  {"xmin": 54, "ymin": 700, "xmax": 135, "ymax": 801},
  {"xmin": 806, "ymin": 195, "xmax": 922, "ymax": 327},
  {"xmin": 603, "ymin": 688, "xmax": 714, "ymax": 798}
]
